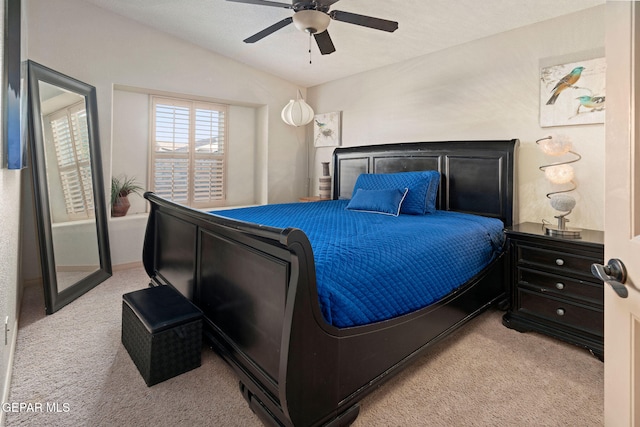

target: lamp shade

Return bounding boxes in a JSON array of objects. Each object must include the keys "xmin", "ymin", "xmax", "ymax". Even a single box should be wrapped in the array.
[
  {"xmin": 538, "ymin": 134, "xmax": 573, "ymax": 156},
  {"xmin": 281, "ymin": 93, "xmax": 314, "ymax": 127},
  {"xmin": 292, "ymin": 10, "xmax": 330, "ymax": 34},
  {"xmin": 549, "ymin": 194, "xmax": 576, "ymax": 212},
  {"xmin": 544, "ymin": 164, "xmax": 574, "ymax": 184}
]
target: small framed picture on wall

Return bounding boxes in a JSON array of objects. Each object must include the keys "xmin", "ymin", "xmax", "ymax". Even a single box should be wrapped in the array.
[
  {"xmin": 313, "ymin": 111, "xmax": 342, "ymax": 147},
  {"xmin": 539, "ymin": 57, "xmax": 606, "ymax": 127}
]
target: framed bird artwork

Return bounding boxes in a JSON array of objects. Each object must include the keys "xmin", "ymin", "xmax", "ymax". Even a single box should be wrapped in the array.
[
  {"xmin": 539, "ymin": 57, "xmax": 606, "ymax": 127},
  {"xmin": 314, "ymin": 111, "xmax": 342, "ymax": 147}
]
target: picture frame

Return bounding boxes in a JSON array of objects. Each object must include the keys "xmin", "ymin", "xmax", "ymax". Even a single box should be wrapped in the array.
[
  {"xmin": 313, "ymin": 111, "xmax": 341, "ymax": 147},
  {"xmin": 4, "ymin": 0, "xmax": 26, "ymax": 169},
  {"xmin": 539, "ymin": 57, "xmax": 606, "ymax": 127}
]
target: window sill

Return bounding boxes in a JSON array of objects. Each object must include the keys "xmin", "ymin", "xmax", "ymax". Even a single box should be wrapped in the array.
[{"xmin": 109, "ymin": 212, "xmax": 149, "ymax": 221}]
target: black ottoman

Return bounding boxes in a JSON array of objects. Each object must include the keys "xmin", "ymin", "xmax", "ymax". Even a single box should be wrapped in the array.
[{"xmin": 122, "ymin": 285, "xmax": 203, "ymax": 386}]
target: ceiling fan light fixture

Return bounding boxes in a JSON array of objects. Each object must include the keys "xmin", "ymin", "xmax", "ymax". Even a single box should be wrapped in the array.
[{"xmin": 292, "ymin": 10, "xmax": 330, "ymax": 34}]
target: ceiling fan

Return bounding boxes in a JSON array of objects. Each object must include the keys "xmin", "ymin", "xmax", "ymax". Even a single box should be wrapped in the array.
[{"xmin": 226, "ymin": 0, "xmax": 399, "ymax": 55}]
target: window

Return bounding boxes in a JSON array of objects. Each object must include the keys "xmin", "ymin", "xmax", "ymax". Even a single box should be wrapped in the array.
[
  {"xmin": 150, "ymin": 96, "xmax": 227, "ymax": 208},
  {"xmin": 46, "ymin": 102, "xmax": 94, "ymax": 220}
]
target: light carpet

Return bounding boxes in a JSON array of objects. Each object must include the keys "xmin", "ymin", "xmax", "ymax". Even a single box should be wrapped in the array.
[{"xmin": 6, "ymin": 267, "xmax": 603, "ymax": 426}]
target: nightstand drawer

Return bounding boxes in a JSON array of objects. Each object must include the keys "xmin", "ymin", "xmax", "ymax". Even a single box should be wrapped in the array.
[
  {"xmin": 517, "ymin": 268, "xmax": 603, "ymax": 305},
  {"xmin": 518, "ymin": 289, "xmax": 603, "ymax": 337},
  {"xmin": 517, "ymin": 244, "xmax": 601, "ymax": 277},
  {"xmin": 504, "ymin": 223, "xmax": 604, "ymax": 358}
]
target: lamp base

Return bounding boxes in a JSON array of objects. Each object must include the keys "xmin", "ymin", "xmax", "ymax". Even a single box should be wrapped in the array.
[{"xmin": 544, "ymin": 225, "xmax": 582, "ymax": 239}]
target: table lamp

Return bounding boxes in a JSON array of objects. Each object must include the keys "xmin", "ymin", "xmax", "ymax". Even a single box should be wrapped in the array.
[{"xmin": 536, "ymin": 135, "xmax": 582, "ymax": 238}]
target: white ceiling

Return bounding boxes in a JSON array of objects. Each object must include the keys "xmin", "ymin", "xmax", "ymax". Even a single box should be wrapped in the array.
[{"xmin": 79, "ymin": 0, "xmax": 604, "ymax": 88}]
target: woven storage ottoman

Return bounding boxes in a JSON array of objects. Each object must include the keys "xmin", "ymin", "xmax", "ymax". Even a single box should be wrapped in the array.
[{"xmin": 122, "ymin": 285, "xmax": 203, "ymax": 386}]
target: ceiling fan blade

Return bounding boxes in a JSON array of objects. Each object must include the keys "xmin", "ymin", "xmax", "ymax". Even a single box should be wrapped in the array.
[
  {"xmin": 226, "ymin": 0, "xmax": 292, "ymax": 9},
  {"xmin": 329, "ymin": 10, "xmax": 398, "ymax": 32},
  {"xmin": 243, "ymin": 17, "xmax": 293, "ymax": 43},
  {"xmin": 316, "ymin": 0, "xmax": 341, "ymax": 7},
  {"xmin": 314, "ymin": 30, "xmax": 336, "ymax": 55}
]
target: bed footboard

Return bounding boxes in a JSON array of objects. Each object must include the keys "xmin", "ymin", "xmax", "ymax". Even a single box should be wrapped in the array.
[{"xmin": 143, "ymin": 192, "xmax": 350, "ymax": 426}]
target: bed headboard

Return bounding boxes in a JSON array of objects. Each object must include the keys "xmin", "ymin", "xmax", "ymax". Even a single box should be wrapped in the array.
[{"xmin": 332, "ymin": 140, "xmax": 519, "ymax": 226}]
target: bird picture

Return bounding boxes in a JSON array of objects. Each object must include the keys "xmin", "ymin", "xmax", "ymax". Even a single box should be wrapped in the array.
[
  {"xmin": 546, "ymin": 66, "xmax": 585, "ymax": 105},
  {"xmin": 313, "ymin": 111, "xmax": 341, "ymax": 147},
  {"xmin": 576, "ymin": 95, "xmax": 605, "ymax": 114},
  {"xmin": 539, "ymin": 57, "xmax": 605, "ymax": 127},
  {"xmin": 315, "ymin": 119, "xmax": 334, "ymax": 144}
]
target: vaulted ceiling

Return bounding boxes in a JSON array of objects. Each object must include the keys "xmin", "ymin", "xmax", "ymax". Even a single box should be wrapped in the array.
[{"xmin": 80, "ymin": 0, "xmax": 604, "ymax": 87}]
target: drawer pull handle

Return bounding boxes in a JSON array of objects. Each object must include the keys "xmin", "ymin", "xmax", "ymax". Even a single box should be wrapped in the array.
[
  {"xmin": 555, "ymin": 258, "xmax": 564, "ymax": 266},
  {"xmin": 556, "ymin": 308, "xmax": 565, "ymax": 316},
  {"xmin": 555, "ymin": 282, "xmax": 565, "ymax": 290}
]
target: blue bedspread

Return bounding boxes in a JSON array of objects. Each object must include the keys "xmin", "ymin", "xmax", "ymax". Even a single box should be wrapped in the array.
[{"xmin": 212, "ymin": 201, "xmax": 504, "ymax": 328}]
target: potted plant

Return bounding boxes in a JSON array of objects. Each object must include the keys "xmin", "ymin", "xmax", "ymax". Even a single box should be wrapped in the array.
[{"xmin": 111, "ymin": 175, "xmax": 143, "ymax": 217}]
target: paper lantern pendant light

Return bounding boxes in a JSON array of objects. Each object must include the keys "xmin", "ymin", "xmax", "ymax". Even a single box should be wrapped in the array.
[{"xmin": 281, "ymin": 90, "xmax": 314, "ymax": 127}]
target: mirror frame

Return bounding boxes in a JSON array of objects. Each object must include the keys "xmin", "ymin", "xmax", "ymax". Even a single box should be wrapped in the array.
[{"xmin": 27, "ymin": 60, "xmax": 112, "ymax": 314}]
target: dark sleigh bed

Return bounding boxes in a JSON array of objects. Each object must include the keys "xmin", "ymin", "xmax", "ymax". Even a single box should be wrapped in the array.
[{"xmin": 142, "ymin": 139, "xmax": 519, "ymax": 426}]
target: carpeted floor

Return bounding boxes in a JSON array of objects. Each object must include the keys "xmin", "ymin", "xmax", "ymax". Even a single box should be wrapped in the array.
[{"xmin": 6, "ymin": 267, "xmax": 603, "ymax": 426}]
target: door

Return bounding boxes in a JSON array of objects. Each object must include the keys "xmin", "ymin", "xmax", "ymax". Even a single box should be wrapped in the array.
[{"xmin": 604, "ymin": 2, "xmax": 640, "ymax": 424}]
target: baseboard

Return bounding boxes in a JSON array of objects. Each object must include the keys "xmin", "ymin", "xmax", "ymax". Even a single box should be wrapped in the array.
[
  {"xmin": 22, "ymin": 277, "xmax": 42, "ymax": 288},
  {"xmin": 56, "ymin": 265, "xmax": 100, "ymax": 272},
  {"xmin": 113, "ymin": 261, "xmax": 143, "ymax": 272},
  {"xmin": 0, "ymin": 317, "xmax": 19, "ymax": 427}
]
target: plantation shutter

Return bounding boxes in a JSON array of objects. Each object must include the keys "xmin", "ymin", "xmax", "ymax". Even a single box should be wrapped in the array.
[
  {"xmin": 151, "ymin": 97, "xmax": 227, "ymax": 208},
  {"xmin": 48, "ymin": 102, "xmax": 94, "ymax": 219},
  {"xmin": 193, "ymin": 103, "xmax": 225, "ymax": 204},
  {"xmin": 152, "ymin": 99, "xmax": 190, "ymax": 204}
]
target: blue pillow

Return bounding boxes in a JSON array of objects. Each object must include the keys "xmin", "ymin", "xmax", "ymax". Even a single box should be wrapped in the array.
[
  {"xmin": 346, "ymin": 188, "xmax": 408, "ymax": 216},
  {"xmin": 351, "ymin": 171, "xmax": 440, "ymax": 214}
]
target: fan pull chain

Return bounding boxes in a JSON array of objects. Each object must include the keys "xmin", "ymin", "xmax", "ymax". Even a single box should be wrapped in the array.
[{"xmin": 309, "ymin": 33, "xmax": 312, "ymax": 64}]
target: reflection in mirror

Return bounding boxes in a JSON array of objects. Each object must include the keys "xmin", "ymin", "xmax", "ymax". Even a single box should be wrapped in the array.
[
  {"xmin": 28, "ymin": 61, "xmax": 111, "ymax": 313},
  {"xmin": 39, "ymin": 82, "xmax": 100, "ymax": 291}
]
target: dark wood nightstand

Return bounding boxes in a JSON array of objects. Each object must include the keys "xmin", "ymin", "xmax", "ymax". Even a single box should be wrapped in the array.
[{"xmin": 502, "ymin": 222, "xmax": 604, "ymax": 359}]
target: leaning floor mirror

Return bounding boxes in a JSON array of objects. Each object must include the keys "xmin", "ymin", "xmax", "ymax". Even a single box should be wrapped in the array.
[{"xmin": 27, "ymin": 60, "xmax": 111, "ymax": 314}]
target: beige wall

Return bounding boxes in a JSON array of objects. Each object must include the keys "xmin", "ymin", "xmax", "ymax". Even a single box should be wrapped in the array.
[
  {"xmin": 0, "ymin": 166, "xmax": 22, "ymax": 421},
  {"xmin": 308, "ymin": 6, "xmax": 606, "ymax": 231},
  {"xmin": 23, "ymin": 0, "xmax": 309, "ymax": 268}
]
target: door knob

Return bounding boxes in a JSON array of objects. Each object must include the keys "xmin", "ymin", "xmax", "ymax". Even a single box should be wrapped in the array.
[{"xmin": 591, "ymin": 258, "xmax": 628, "ymax": 298}]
